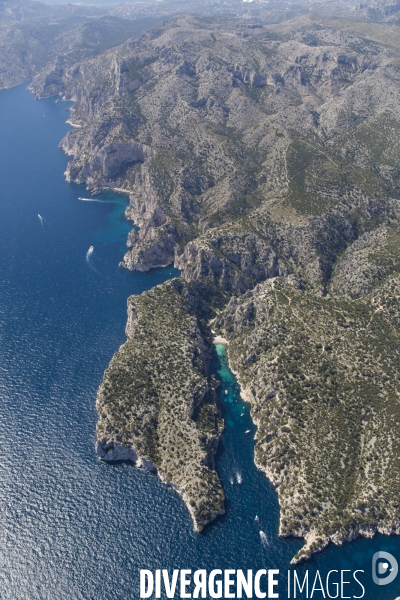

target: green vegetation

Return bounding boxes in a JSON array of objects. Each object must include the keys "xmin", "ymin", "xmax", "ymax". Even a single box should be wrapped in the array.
[
  {"xmin": 51, "ymin": 11, "xmax": 400, "ymax": 556},
  {"xmin": 217, "ymin": 275, "xmax": 400, "ymax": 562},
  {"xmin": 330, "ymin": 225, "xmax": 400, "ymax": 298},
  {"xmin": 285, "ymin": 139, "xmax": 381, "ymax": 216},
  {"xmin": 96, "ymin": 279, "xmax": 225, "ymax": 530}
]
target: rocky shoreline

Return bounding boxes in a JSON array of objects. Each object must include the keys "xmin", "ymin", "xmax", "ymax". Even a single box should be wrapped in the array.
[
  {"xmin": 223, "ymin": 347, "xmax": 400, "ymax": 564},
  {"xmin": 97, "ymin": 435, "xmax": 225, "ymax": 532},
  {"xmin": 95, "ymin": 279, "xmax": 226, "ymax": 532},
  {"xmin": 97, "ymin": 437, "xmax": 157, "ymax": 471},
  {"xmin": 216, "ymin": 277, "xmax": 400, "ymax": 563},
  {"xmin": 48, "ymin": 13, "xmax": 400, "ymax": 560}
]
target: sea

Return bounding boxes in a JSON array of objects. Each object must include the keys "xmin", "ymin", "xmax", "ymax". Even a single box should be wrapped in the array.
[{"xmin": 0, "ymin": 83, "xmax": 399, "ymax": 599}]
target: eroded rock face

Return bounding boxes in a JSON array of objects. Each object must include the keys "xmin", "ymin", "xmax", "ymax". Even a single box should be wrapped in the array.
[
  {"xmin": 62, "ymin": 138, "xmax": 153, "ymax": 186},
  {"xmin": 175, "ymin": 236, "xmax": 281, "ymax": 293},
  {"xmin": 121, "ymin": 169, "xmax": 177, "ymax": 271},
  {"xmin": 38, "ymin": 13, "xmax": 400, "ymax": 553},
  {"xmin": 48, "ymin": 13, "xmax": 400, "ymax": 282},
  {"xmin": 98, "ymin": 438, "xmax": 139, "ymax": 463},
  {"xmin": 121, "ymin": 227, "xmax": 177, "ymax": 272}
]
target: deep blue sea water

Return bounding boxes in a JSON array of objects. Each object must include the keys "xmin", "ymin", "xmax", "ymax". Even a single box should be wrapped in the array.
[{"xmin": 0, "ymin": 83, "xmax": 399, "ymax": 599}]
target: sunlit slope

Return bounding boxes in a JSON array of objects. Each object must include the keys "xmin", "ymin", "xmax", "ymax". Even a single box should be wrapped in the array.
[{"xmin": 217, "ymin": 274, "xmax": 400, "ymax": 562}]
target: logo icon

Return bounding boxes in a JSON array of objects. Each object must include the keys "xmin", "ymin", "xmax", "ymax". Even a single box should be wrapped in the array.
[{"xmin": 372, "ymin": 551, "xmax": 398, "ymax": 585}]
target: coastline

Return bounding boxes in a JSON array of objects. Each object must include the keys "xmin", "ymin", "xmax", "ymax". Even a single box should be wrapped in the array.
[
  {"xmin": 222, "ymin": 334, "xmax": 400, "ymax": 565},
  {"xmin": 53, "ymin": 24, "xmax": 400, "ymax": 570},
  {"xmin": 3, "ymin": 70, "xmax": 400, "ymax": 600},
  {"xmin": 213, "ymin": 335, "xmax": 229, "ymax": 345},
  {"xmin": 95, "ymin": 282, "xmax": 226, "ymax": 534},
  {"xmin": 96, "ymin": 432, "xmax": 225, "ymax": 533},
  {"xmin": 61, "ymin": 119, "xmax": 400, "ymax": 567},
  {"xmin": 220, "ymin": 340, "xmax": 319, "ymax": 563}
]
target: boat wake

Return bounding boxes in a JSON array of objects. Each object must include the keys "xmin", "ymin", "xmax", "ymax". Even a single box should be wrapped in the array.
[
  {"xmin": 85, "ymin": 246, "xmax": 99, "ymax": 273},
  {"xmin": 259, "ymin": 531, "xmax": 269, "ymax": 547},
  {"xmin": 236, "ymin": 472, "xmax": 242, "ymax": 484},
  {"xmin": 86, "ymin": 246, "xmax": 94, "ymax": 261},
  {"xmin": 38, "ymin": 214, "xmax": 45, "ymax": 228},
  {"xmin": 78, "ymin": 197, "xmax": 117, "ymax": 204}
]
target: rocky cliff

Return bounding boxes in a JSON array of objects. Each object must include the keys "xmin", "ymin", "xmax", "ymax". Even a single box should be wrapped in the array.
[
  {"xmin": 23, "ymin": 11, "xmax": 400, "ymax": 559},
  {"xmin": 52, "ymin": 14, "xmax": 400, "ymax": 281},
  {"xmin": 96, "ymin": 279, "xmax": 225, "ymax": 531},
  {"xmin": 215, "ymin": 275, "xmax": 400, "ymax": 562}
]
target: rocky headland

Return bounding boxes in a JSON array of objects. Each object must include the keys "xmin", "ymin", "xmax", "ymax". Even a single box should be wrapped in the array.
[
  {"xmin": 96, "ymin": 279, "xmax": 225, "ymax": 531},
  {"xmin": 4, "ymin": 3, "xmax": 400, "ymax": 561}
]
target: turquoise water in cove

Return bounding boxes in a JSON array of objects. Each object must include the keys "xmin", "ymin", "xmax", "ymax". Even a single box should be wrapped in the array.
[{"xmin": 0, "ymin": 83, "xmax": 399, "ymax": 599}]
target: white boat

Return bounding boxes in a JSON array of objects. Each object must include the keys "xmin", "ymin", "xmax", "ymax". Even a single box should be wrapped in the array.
[
  {"xmin": 225, "ymin": 390, "xmax": 228, "ymax": 395},
  {"xmin": 89, "ymin": 246, "xmax": 94, "ymax": 252},
  {"xmin": 245, "ymin": 429, "xmax": 251, "ymax": 434}
]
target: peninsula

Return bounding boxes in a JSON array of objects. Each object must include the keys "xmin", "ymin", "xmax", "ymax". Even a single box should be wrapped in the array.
[{"xmin": 58, "ymin": 10, "xmax": 400, "ymax": 563}]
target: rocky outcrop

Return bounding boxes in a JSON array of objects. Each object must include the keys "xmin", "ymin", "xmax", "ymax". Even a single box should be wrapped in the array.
[
  {"xmin": 120, "ymin": 168, "xmax": 178, "ymax": 271},
  {"xmin": 62, "ymin": 128, "xmax": 179, "ymax": 271},
  {"xmin": 62, "ymin": 138, "xmax": 153, "ymax": 186},
  {"xmin": 97, "ymin": 437, "xmax": 157, "ymax": 472},
  {"xmin": 96, "ymin": 434, "xmax": 226, "ymax": 532},
  {"xmin": 96, "ymin": 279, "xmax": 225, "ymax": 531},
  {"xmin": 176, "ymin": 236, "xmax": 281, "ymax": 293},
  {"xmin": 216, "ymin": 275, "xmax": 400, "ymax": 563},
  {"xmin": 121, "ymin": 228, "xmax": 177, "ymax": 271}
]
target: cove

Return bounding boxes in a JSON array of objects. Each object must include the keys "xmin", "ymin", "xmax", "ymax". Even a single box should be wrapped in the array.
[{"xmin": 0, "ymin": 83, "xmax": 399, "ymax": 599}]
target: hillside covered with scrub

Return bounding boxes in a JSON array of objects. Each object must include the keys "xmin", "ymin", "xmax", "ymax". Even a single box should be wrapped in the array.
[{"xmin": 17, "ymin": 4, "xmax": 400, "ymax": 561}]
